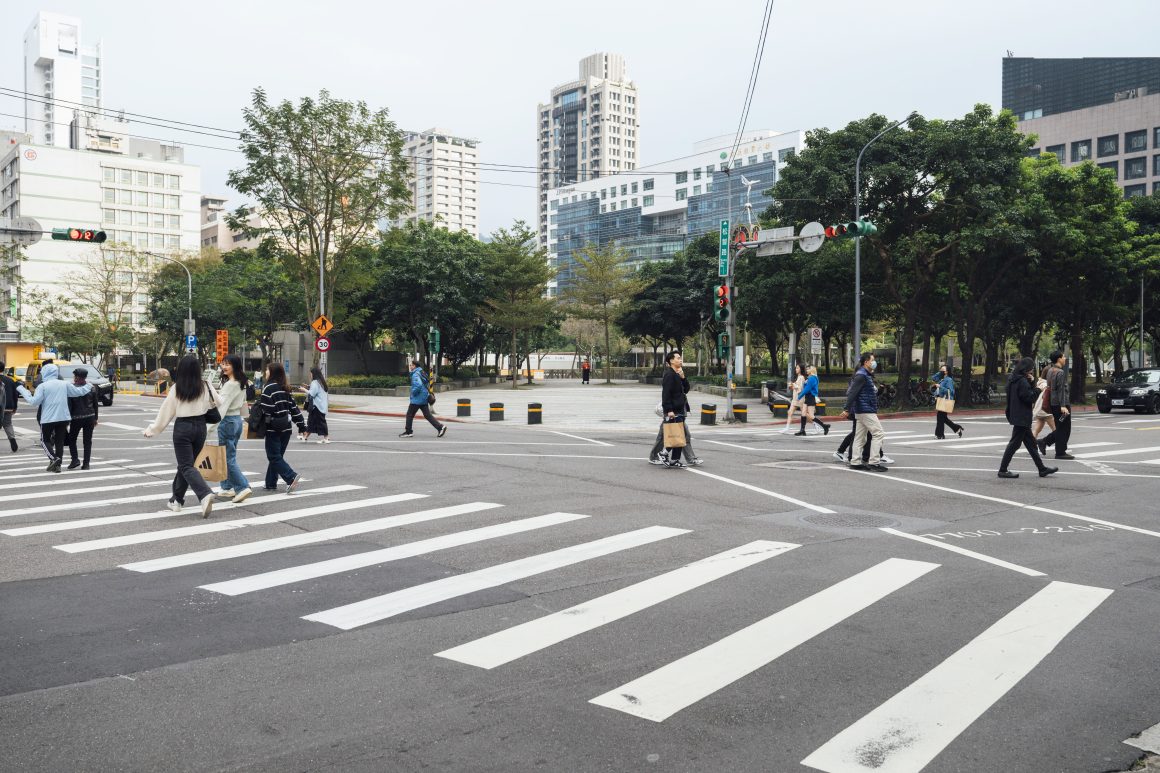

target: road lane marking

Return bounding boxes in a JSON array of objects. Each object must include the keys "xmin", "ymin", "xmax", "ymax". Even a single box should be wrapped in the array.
[
  {"xmin": 437, "ymin": 540, "xmax": 799, "ymax": 670},
  {"xmin": 589, "ymin": 558, "xmax": 939, "ymax": 722},
  {"xmin": 879, "ymin": 528, "xmax": 1045, "ymax": 577},
  {"xmin": 0, "ymin": 472, "xmax": 148, "ymax": 492},
  {"xmin": 892, "ymin": 436, "xmax": 1005, "ymax": 446},
  {"xmin": 3, "ymin": 485, "xmax": 365, "ymax": 535},
  {"xmin": 120, "ymin": 500, "xmax": 499, "ymax": 572},
  {"xmin": 201, "ymin": 512, "xmax": 589, "ymax": 596},
  {"xmin": 1075, "ymin": 445, "xmax": 1160, "ymax": 459},
  {"xmin": 303, "ymin": 525, "xmax": 690, "ymax": 630},
  {"xmin": 686, "ymin": 468, "xmax": 835, "ymax": 514},
  {"xmin": 701, "ymin": 439, "xmax": 760, "ymax": 451},
  {"xmin": 0, "ymin": 480, "xmax": 171, "ymax": 504},
  {"xmin": 98, "ymin": 422, "xmax": 143, "ymax": 431},
  {"xmin": 547, "ymin": 431, "xmax": 614, "ymax": 447},
  {"xmin": 801, "ymin": 581, "xmax": 1112, "ymax": 773}
]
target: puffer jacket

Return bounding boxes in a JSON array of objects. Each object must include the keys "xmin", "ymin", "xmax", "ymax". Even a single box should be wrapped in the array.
[
  {"xmin": 409, "ymin": 368, "xmax": 431, "ymax": 405},
  {"xmin": 16, "ymin": 364, "xmax": 93, "ymax": 423},
  {"xmin": 843, "ymin": 367, "xmax": 878, "ymax": 415}
]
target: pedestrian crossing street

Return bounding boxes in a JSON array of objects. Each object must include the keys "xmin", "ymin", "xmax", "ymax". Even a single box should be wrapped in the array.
[{"xmin": 0, "ymin": 452, "xmax": 1116, "ymax": 773}]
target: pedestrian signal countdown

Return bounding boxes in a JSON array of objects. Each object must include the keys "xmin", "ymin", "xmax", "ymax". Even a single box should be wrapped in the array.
[
  {"xmin": 51, "ymin": 228, "xmax": 107, "ymax": 243},
  {"xmin": 825, "ymin": 219, "xmax": 877, "ymax": 239}
]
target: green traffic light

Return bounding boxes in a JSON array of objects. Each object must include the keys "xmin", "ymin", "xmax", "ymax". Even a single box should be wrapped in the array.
[{"xmin": 847, "ymin": 220, "xmax": 878, "ymax": 237}]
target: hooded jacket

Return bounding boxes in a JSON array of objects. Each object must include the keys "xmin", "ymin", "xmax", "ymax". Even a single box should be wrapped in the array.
[
  {"xmin": 409, "ymin": 368, "xmax": 431, "ymax": 405},
  {"xmin": 68, "ymin": 381, "xmax": 100, "ymax": 422},
  {"xmin": 1005, "ymin": 370, "xmax": 1039, "ymax": 428},
  {"xmin": 16, "ymin": 364, "xmax": 93, "ymax": 424}
]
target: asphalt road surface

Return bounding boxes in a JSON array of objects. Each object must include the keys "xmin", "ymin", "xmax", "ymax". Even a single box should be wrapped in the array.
[{"xmin": 2, "ymin": 393, "xmax": 1159, "ymax": 773}]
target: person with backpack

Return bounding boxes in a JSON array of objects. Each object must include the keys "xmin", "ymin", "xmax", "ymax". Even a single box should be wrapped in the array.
[
  {"xmin": 0, "ymin": 360, "xmax": 18, "ymax": 452},
  {"xmin": 213, "ymin": 354, "xmax": 252, "ymax": 504},
  {"xmin": 16, "ymin": 363, "xmax": 93, "ymax": 473},
  {"xmin": 258, "ymin": 362, "xmax": 306, "ymax": 493},
  {"xmin": 66, "ymin": 367, "xmax": 100, "ymax": 469},
  {"xmin": 300, "ymin": 366, "xmax": 330, "ymax": 444},
  {"xmin": 143, "ymin": 355, "xmax": 221, "ymax": 517},
  {"xmin": 400, "ymin": 359, "xmax": 447, "ymax": 438}
]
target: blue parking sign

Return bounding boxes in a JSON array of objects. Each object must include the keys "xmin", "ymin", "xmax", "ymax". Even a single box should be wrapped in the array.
[{"xmin": 185, "ymin": 334, "xmax": 197, "ymax": 350}]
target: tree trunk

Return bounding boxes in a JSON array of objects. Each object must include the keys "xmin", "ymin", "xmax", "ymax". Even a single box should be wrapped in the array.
[
  {"xmin": 920, "ymin": 333, "xmax": 931, "ymax": 380},
  {"xmin": 1069, "ymin": 322, "xmax": 1086, "ymax": 404},
  {"xmin": 1091, "ymin": 346, "xmax": 1103, "ymax": 383},
  {"xmin": 602, "ymin": 310, "xmax": 612, "ymax": 384},
  {"xmin": 896, "ymin": 301, "xmax": 920, "ymax": 396},
  {"xmin": 510, "ymin": 328, "xmax": 518, "ymax": 390},
  {"xmin": 983, "ymin": 337, "xmax": 999, "ymax": 392},
  {"xmin": 823, "ymin": 333, "xmax": 833, "ymax": 376}
]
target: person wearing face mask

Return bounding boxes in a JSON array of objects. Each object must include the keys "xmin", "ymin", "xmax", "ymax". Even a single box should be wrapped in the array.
[{"xmin": 839, "ymin": 352, "xmax": 886, "ymax": 471}]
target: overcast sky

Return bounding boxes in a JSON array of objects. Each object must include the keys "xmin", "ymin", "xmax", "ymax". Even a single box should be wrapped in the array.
[{"xmin": 4, "ymin": 0, "xmax": 1156, "ymax": 235}]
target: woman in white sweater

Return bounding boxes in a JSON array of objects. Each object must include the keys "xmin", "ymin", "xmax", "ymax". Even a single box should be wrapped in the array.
[
  {"xmin": 144, "ymin": 355, "xmax": 221, "ymax": 518},
  {"xmin": 214, "ymin": 354, "xmax": 252, "ymax": 503}
]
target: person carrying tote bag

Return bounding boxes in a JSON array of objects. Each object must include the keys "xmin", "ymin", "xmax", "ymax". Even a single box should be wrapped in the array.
[
  {"xmin": 933, "ymin": 366, "xmax": 964, "ymax": 440},
  {"xmin": 660, "ymin": 351, "xmax": 690, "ymax": 468}
]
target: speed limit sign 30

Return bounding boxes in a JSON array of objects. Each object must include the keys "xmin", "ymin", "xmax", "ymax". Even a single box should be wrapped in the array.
[{"xmin": 315, "ymin": 336, "xmax": 331, "ymax": 353}]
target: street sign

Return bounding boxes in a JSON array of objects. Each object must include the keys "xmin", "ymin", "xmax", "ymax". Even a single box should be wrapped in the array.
[
  {"xmin": 0, "ymin": 217, "xmax": 43, "ymax": 246},
  {"xmin": 315, "ymin": 336, "xmax": 331, "ymax": 353},
  {"xmin": 311, "ymin": 315, "xmax": 333, "ymax": 337},
  {"xmin": 810, "ymin": 327, "xmax": 823, "ymax": 354},
  {"xmin": 799, "ymin": 221, "xmax": 826, "ymax": 253},
  {"xmin": 215, "ymin": 329, "xmax": 228, "ymax": 363},
  {"xmin": 756, "ymin": 226, "xmax": 795, "ymax": 257},
  {"xmin": 718, "ymin": 219, "xmax": 730, "ymax": 277},
  {"xmin": 185, "ymin": 334, "xmax": 197, "ymax": 351}
]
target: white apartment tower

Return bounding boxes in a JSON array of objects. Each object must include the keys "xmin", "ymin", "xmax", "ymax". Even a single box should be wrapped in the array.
[
  {"xmin": 537, "ymin": 53, "xmax": 639, "ymax": 246},
  {"xmin": 395, "ymin": 128, "xmax": 480, "ymax": 237},
  {"xmin": 23, "ymin": 12, "xmax": 103, "ymax": 148}
]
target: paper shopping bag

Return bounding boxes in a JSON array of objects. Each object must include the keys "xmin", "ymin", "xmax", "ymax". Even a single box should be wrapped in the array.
[
  {"xmin": 935, "ymin": 396, "xmax": 956, "ymax": 414},
  {"xmin": 662, "ymin": 420, "xmax": 687, "ymax": 449},
  {"xmin": 193, "ymin": 443, "xmax": 227, "ymax": 482}
]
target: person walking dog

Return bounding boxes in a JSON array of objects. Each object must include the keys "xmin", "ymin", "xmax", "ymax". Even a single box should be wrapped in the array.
[
  {"xmin": 16, "ymin": 363, "xmax": 93, "ymax": 473},
  {"xmin": 998, "ymin": 357, "xmax": 1058, "ymax": 479},
  {"xmin": 400, "ymin": 360, "xmax": 446, "ymax": 438}
]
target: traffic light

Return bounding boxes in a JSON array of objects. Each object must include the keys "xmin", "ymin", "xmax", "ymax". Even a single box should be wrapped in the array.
[
  {"xmin": 714, "ymin": 284, "xmax": 731, "ymax": 322},
  {"xmin": 825, "ymin": 220, "xmax": 877, "ymax": 239},
  {"xmin": 51, "ymin": 227, "xmax": 107, "ymax": 243},
  {"xmin": 717, "ymin": 332, "xmax": 730, "ymax": 359},
  {"xmin": 428, "ymin": 327, "xmax": 441, "ymax": 354},
  {"xmin": 824, "ymin": 223, "xmax": 848, "ymax": 239}
]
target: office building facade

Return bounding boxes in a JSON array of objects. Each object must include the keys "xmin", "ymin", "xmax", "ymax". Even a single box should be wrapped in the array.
[
  {"xmin": 392, "ymin": 128, "xmax": 480, "ymax": 237},
  {"xmin": 23, "ymin": 12, "xmax": 103, "ymax": 148}
]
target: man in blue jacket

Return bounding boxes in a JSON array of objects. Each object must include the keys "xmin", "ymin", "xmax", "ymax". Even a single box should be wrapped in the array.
[
  {"xmin": 839, "ymin": 353, "xmax": 887, "ymax": 472},
  {"xmin": 16, "ymin": 363, "xmax": 94, "ymax": 472},
  {"xmin": 400, "ymin": 359, "xmax": 447, "ymax": 438}
]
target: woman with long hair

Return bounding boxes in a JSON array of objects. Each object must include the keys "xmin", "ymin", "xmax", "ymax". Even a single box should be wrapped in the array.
[
  {"xmin": 784, "ymin": 362, "xmax": 805, "ymax": 432},
  {"xmin": 300, "ymin": 366, "xmax": 330, "ymax": 444},
  {"xmin": 143, "ymin": 354, "xmax": 221, "ymax": 517},
  {"xmin": 214, "ymin": 354, "xmax": 252, "ymax": 503},
  {"xmin": 1031, "ymin": 363, "xmax": 1056, "ymax": 441},
  {"xmin": 794, "ymin": 365, "xmax": 830, "ymax": 437},
  {"xmin": 260, "ymin": 362, "xmax": 307, "ymax": 492}
]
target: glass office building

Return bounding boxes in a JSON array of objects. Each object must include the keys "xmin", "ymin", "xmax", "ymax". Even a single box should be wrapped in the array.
[
  {"xmin": 685, "ymin": 159, "xmax": 779, "ymax": 239},
  {"xmin": 1003, "ymin": 57, "xmax": 1160, "ymax": 120}
]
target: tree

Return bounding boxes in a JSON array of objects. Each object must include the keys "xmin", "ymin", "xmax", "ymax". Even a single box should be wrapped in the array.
[
  {"xmin": 227, "ymin": 88, "xmax": 411, "ymax": 361},
  {"xmin": 480, "ymin": 222, "xmax": 557, "ymax": 389},
  {"xmin": 560, "ymin": 245, "xmax": 644, "ymax": 383}
]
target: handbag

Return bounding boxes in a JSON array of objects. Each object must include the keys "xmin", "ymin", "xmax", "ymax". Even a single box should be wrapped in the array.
[
  {"xmin": 247, "ymin": 400, "xmax": 269, "ymax": 434},
  {"xmin": 655, "ymin": 401, "xmax": 664, "ymax": 418},
  {"xmin": 662, "ymin": 418, "xmax": 687, "ymax": 449},
  {"xmin": 193, "ymin": 443, "xmax": 227, "ymax": 482},
  {"xmin": 935, "ymin": 396, "xmax": 955, "ymax": 414},
  {"xmin": 201, "ymin": 381, "xmax": 222, "ymax": 424},
  {"xmin": 1032, "ymin": 378, "xmax": 1050, "ymax": 419},
  {"xmin": 422, "ymin": 371, "xmax": 436, "ymax": 405}
]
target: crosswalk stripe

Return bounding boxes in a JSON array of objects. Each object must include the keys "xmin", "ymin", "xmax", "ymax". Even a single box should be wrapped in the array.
[
  {"xmin": 437, "ymin": 540, "xmax": 799, "ymax": 670},
  {"xmin": 3, "ymin": 485, "xmax": 366, "ymax": 535},
  {"xmin": 1075, "ymin": 445, "xmax": 1160, "ymax": 459},
  {"xmin": 0, "ymin": 491, "xmax": 174, "ymax": 518},
  {"xmin": 588, "ymin": 557, "xmax": 939, "ymax": 722},
  {"xmin": 0, "ymin": 471, "xmax": 147, "ymax": 492},
  {"xmin": 894, "ymin": 436, "xmax": 1004, "ymax": 446},
  {"xmin": 944, "ymin": 441, "xmax": 1119, "ymax": 451},
  {"xmin": 201, "ymin": 511, "xmax": 591, "ymax": 596},
  {"xmin": 59, "ymin": 492, "xmax": 429, "ymax": 553},
  {"xmin": 800, "ymin": 581, "xmax": 1112, "ymax": 773},
  {"xmin": 0, "ymin": 458, "xmax": 133, "ymax": 474},
  {"xmin": 9, "ymin": 426, "xmax": 38, "ymax": 437},
  {"xmin": 0, "ymin": 461, "xmax": 169, "ymax": 481},
  {"xmin": 0, "ymin": 479, "xmax": 171, "ymax": 504},
  {"xmin": 303, "ymin": 525, "xmax": 690, "ymax": 631},
  {"xmin": 99, "ymin": 422, "xmax": 143, "ymax": 430},
  {"xmin": 120, "ymin": 500, "xmax": 501, "ymax": 573}
]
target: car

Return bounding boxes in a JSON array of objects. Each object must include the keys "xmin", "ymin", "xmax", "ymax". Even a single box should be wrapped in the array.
[
  {"xmin": 1096, "ymin": 368, "xmax": 1160, "ymax": 414},
  {"xmin": 27, "ymin": 362, "xmax": 115, "ymax": 406}
]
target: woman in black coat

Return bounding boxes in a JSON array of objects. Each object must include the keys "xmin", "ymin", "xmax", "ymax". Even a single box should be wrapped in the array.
[
  {"xmin": 998, "ymin": 357, "xmax": 1057, "ymax": 479},
  {"xmin": 660, "ymin": 351, "xmax": 691, "ymax": 468}
]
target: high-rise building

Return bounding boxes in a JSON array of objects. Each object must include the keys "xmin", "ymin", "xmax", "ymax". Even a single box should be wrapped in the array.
[
  {"xmin": 1004, "ymin": 56, "xmax": 1160, "ymax": 198},
  {"xmin": 394, "ymin": 128, "xmax": 480, "ymax": 237},
  {"xmin": 537, "ymin": 53, "xmax": 640, "ymax": 246},
  {"xmin": 23, "ymin": 12, "xmax": 103, "ymax": 148}
]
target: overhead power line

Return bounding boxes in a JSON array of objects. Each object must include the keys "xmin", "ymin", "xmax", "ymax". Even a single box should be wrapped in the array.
[{"xmin": 727, "ymin": 0, "xmax": 775, "ymax": 170}]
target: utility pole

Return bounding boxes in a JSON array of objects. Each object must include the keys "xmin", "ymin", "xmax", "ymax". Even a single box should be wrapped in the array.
[{"xmin": 1141, "ymin": 276, "xmax": 1146, "ymax": 369}]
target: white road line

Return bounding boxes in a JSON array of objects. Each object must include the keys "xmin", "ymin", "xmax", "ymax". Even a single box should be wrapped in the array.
[
  {"xmin": 59, "ymin": 492, "xmax": 428, "ymax": 553},
  {"xmin": 701, "ymin": 439, "xmax": 760, "ymax": 451},
  {"xmin": 879, "ymin": 528, "xmax": 1045, "ymax": 577},
  {"xmin": 893, "ymin": 436, "xmax": 1004, "ymax": 446},
  {"xmin": 589, "ymin": 558, "xmax": 939, "ymax": 722},
  {"xmin": 686, "ymin": 468, "xmax": 835, "ymax": 514},
  {"xmin": 120, "ymin": 500, "xmax": 500, "ymax": 572},
  {"xmin": 0, "ymin": 491, "xmax": 173, "ymax": 518},
  {"xmin": 1142, "ymin": 458, "xmax": 1160, "ymax": 465},
  {"xmin": 801, "ymin": 581, "xmax": 1111, "ymax": 773},
  {"xmin": 547, "ymin": 431, "xmax": 614, "ymax": 447},
  {"xmin": 303, "ymin": 525, "xmax": 690, "ymax": 631},
  {"xmin": 99, "ymin": 422, "xmax": 143, "ymax": 431},
  {"xmin": 0, "ymin": 457, "xmax": 133, "ymax": 473},
  {"xmin": 9, "ymin": 426, "xmax": 38, "ymax": 437},
  {"xmin": 0, "ymin": 461, "xmax": 168, "ymax": 481},
  {"xmin": 201, "ymin": 511, "xmax": 590, "ymax": 596},
  {"xmin": 0, "ymin": 480, "xmax": 171, "ymax": 505},
  {"xmin": 945, "ymin": 440, "xmax": 1119, "ymax": 451},
  {"xmin": 1075, "ymin": 445, "xmax": 1160, "ymax": 459},
  {"xmin": 437, "ymin": 540, "xmax": 799, "ymax": 670},
  {"xmin": 0, "ymin": 472, "xmax": 146, "ymax": 492},
  {"xmin": 3, "ymin": 485, "xmax": 366, "ymax": 535}
]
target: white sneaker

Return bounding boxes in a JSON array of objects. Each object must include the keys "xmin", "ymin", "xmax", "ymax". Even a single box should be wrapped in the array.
[
  {"xmin": 298, "ymin": 434, "xmax": 306, "ymax": 442},
  {"xmin": 687, "ymin": 457, "xmax": 704, "ymax": 467},
  {"xmin": 214, "ymin": 488, "xmax": 234, "ymax": 498},
  {"xmin": 317, "ymin": 438, "xmax": 330, "ymax": 444},
  {"xmin": 832, "ymin": 452, "xmax": 846, "ymax": 462},
  {"xmin": 231, "ymin": 488, "xmax": 253, "ymax": 504},
  {"xmin": 166, "ymin": 499, "xmax": 182, "ymax": 512},
  {"xmin": 286, "ymin": 475, "xmax": 302, "ymax": 494},
  {"xmin": 199, "ymin": 495, "xmax": 214, "ymax": 519},
  {"xmin": 880, "ymin": 456, "xmax": 896, "ymax": 465}
]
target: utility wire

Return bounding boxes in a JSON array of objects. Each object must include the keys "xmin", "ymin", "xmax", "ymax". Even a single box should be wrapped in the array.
[{"xmin": 726, "ymin": 0, "xmax": 775, "ymax": 171}]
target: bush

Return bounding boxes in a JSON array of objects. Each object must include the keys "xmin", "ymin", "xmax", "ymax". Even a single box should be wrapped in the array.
[{"xmin": 328, "ymin": 375, "xmax": 410, "ymax": 389}]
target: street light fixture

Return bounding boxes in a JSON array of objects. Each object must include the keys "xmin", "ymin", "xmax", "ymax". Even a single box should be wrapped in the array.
[{"xmin": 853, "ymin": 111, "xmax": 919, "ymax": 359}]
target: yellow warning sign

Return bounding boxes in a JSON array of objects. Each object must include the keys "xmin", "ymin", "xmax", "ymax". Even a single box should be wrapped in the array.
[{"xmin": 310, "ymin": 315, "xmax": 333, "ymax": 337}]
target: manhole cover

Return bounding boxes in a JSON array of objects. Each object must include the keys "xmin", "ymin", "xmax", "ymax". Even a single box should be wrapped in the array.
[
  {"xmin": 801, "ymin": 513, "xmax": 899, "ymax": 529},
  {"xmin": 760, "ymin": 461, "xmax": 828, "ymax": 471}
]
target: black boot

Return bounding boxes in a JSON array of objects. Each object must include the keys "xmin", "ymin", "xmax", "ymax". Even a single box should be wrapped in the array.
[
  {"xmin": 8, "ymin": 437, "xmax": 16, "ymax": 453},
  {"xmin": 795, "ymin": 417, "xmax": 807, "ymax": 436}
]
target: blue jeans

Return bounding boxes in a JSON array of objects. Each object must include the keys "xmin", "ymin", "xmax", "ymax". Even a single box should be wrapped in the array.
[
  {"xmin": 264, "ymin": 430, "xmax": 296, "ymax": 489},
  {"xmin": 216, "ymin": 415, "xmax": 249, "ymax": 492}
]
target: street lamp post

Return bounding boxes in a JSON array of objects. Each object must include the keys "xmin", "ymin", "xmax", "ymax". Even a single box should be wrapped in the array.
[
  {"xmin": 285, "ymin": 204, "xmax": 328, "ymax": 377},
  {"xmin": 853, "ymin": 111, "xmax": 918, "ymax": 358}
]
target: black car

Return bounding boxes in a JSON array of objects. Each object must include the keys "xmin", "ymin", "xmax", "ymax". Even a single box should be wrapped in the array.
[
  {"xmin": 55, "ymin": 363, "xmax": 115, "ymax": 407},
  {"xmin": 1096, "ymin": 368, "xmax": 1160, "ymax": 414}
]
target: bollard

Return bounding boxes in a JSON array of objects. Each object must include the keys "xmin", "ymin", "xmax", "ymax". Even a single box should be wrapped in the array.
[
  {"xmin": 734, "ymin": 404, "xmax": 748, "ymax": 423},
  {"xmin": 489, "ymin": 402, "xmax": 504, "ymax": 421},
  {"xmin": 772, "ymin": 402, "xmax": 788, "ymax": 418},
  {"xmin": 528, "ymin": 402, "xmax": 542, "ymax": 425},
  {"xmin": 700, "ymin": 403, "xmax": 717, "ymax": 426},
  {"xmin": 457, "ymin": 398, "xmax": 471, "ymax": 417},
  {"xmin": 816, "ymin": 400, "xmax": 827, "ymax": 416}
]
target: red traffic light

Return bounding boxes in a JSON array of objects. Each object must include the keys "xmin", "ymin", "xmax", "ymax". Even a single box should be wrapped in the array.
[
  {"xmin": 825, "ymin": 224, "xmax": 848, "ymax": 239},
  {"xmin": 715, "ymin": 285, "xmax": 730, "ymax": 306},
  {"xmin": 52, "ymin": 228, "xmax": 107, "ymax": 243}
]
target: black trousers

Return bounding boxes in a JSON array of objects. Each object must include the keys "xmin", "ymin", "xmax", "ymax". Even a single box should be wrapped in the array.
[
  {"xmin": 999, "ymin": 425, "xmax": 1046, "ymax": 472},
  {"xmin": 582, "ymin": 369, "xmax": 590, "ymax": 383},
  {"xmin": 1041, "ymin": 406, "xmax": 1071, "ymax": 455},
  {"xmin": 68, "ymin": 417, "xmax": 96, "ymax": 465},
  {"xmin": 40, "ymin": 421, "xmax": 68, "ymax": 461},
  {"xmin": 935, "ymin": 411, "xmax": 963, "ymax": 439},
  {"xmin": 172, "ymin": 417, "xmax": 211, "ymax": 503},
  {"xmin": 405, "ymin": 402, "xmax": 443, "ymax": 432}
]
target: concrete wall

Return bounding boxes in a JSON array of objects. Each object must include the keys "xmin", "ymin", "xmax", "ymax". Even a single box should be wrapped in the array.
[{"xmin": 271, "ymin": 329, "xmax": 406, "ymax": 383}]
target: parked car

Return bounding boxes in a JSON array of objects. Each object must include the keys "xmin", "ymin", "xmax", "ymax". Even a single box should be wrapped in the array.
[{"xmin": 1096, "ymin": 369, "xmax": 1160, "ymax": 414}]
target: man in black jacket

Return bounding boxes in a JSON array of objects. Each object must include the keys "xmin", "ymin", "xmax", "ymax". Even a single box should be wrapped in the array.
[
  {"xmin": 0, "ymin": 360, "xmax": 17, "ymax": 452},
  {"xmin": 999, "ymin": 357, "xmax": 1057, "ymax": 479},
  {"xmin": 66, "ymin": 367, "xmax": 100, "ymax": 469},
  {"xmin": 649, "ymin": 351, "xmax": 702, "ymax": 467},
  {"xmin": 655, "ymin": 351, "xmax": 699, "ymax": 469},
  {"xmin": 1036, "ymin": 350, "xmax": 1074, "ymax": 460}
]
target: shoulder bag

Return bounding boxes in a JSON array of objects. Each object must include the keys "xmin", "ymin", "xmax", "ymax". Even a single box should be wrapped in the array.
[
  {"xmin": 202, "ymin": 381, "xmax": 222, "ymax": 424},
  {"xmin": 422, "ymin": 371, "xmax": 436, "ymax": 406}
]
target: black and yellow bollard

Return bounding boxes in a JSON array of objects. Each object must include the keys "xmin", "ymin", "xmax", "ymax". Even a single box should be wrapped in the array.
[
  {"xmin": 489, "ymin": 402, "xmax": 504, "ymax": 421},
  {"xmin": 457, "ymin": 398, "xmax": 471, "ymax": 417},
  {"xmin": 528, "ymin": 403, "xmax": 542, "ymax": 425},
  {"xmin": 734, "ymin": 404, "xmax": 748, "ymax": 423},
  {"xmin": 700, "ymin": 403, "xmax": 717, "ymax": 426},
  {"xmin": 816, "ymin": 400, "xmax": 827, "ymax": 416},
  {"xmin": 772, "ymin": 402, "xmax": 788, "ymax": 418}
]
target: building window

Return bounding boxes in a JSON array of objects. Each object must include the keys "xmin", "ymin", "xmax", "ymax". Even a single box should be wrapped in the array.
[
  {"xmin": 166, "ymin": 195, "xmax": 180, "ymax": 209},
  {"xmin": 102, "ymin": 188, "xmax": 115, "ymax": 204},
  {"xmin": 103, "ymin": 209, "xmax": 115, "ymax": 224},
  {"xmin": 1071, "ymin": 140, "xmax": 1091, "ymax": 163},
  {"xmin": 631, "ymin": 182, "xmax": 638, "ymax": 193},
  {"xmin": 136, "ymin": 171, "xmax": 149, "ymax": 186},
  {"xmin": 1126, "ymin": 130, "xmax": 1147, "ymax": 153},
  {"xmin": 166, "ymin": 235, "xmax": 181, "ymax": 248},
  {"xmin": 1124, "ymin": 157, "xmax": 1147, "ymax": 179},
  {"xmin": 693, "ymin": 185, "xmax": 702, "ymax": 196},
  {"xmin": 1046, "ymin": 144, "xmax": 1065, "ymax": 163},
  {"xmin": 152, "ymin": 173, "xmax": 166, "ymax": 188},
  {"xmin": 1154, "ymin": 154, "xmax": 1160, "ymax": 177},
  {"xmin": 631, "ymin": 198, "xmax": 638, "ymax": 207},
  {"xmin": 747, "ymin": 155, "xmax": 758, "ymax": 165},
  {"xmin": 762, "ymin": 152, "xmax": 773, "ymax": 162},
  {"xmin": 601, "ymin": 205, "xmax": 607, "ymax": 213},
  {"xmin": 675, "ymin": 188, "xmax": 687, "ymax": 201},
  {"xmin": 643, "ymin": 195, "xmax": 653, "ymax": 206},
  {"xmin": 675, "ymin": 171, "xmax": 688, "ymax": 184},
  {"xmin": 1097, "ymin": 161, "xmax": 1118, "ymax": 180},
  {"xmin": 151, "ymin": 233, "xmax": 165, "ymax": 248},
  {"xmin": 620, "ymin": 185, "xmax": 627, "ymax": 196},
  {"xmin": 1124, "ymin": 184, "xmax": 1147, "ymax": 198},
  {"xmin": 120, "ymin": 169, "xmax": 132, "ymax": 184},
  {"xmin": 609, "ymin": 202, "xmax": 616, "ymax": 211},
  {"xmin": 168, "ymin": 215, "xmax": 180, "ymax": 229},
  {"xmin": 693, "ymin": 169, "xmax": 702, "ymax": 181},
  {"xmin": 550, "ymin": 200, "xmax": 559, "ymax": 210},
  {"xmin": 643, "ymin": 178, "xmax": 654, "ymax": 191},
  {"xmin": 102, "ymin": 168, "xmax": 115, "ymax": 182},
  {"xmin": 135, "ymin": 191, "xmax": 148, "ymax": 206},
  {"xmin": 1097, "ymin": 135, "xmax": 1119, "ymax": 157},
  {"xmin": 778, "ymin": 148, "xmax": 796, "ymax": 163},
  {"xmin": 152, "ymin": 213, "xmax": 165, "ymax": 228}
]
